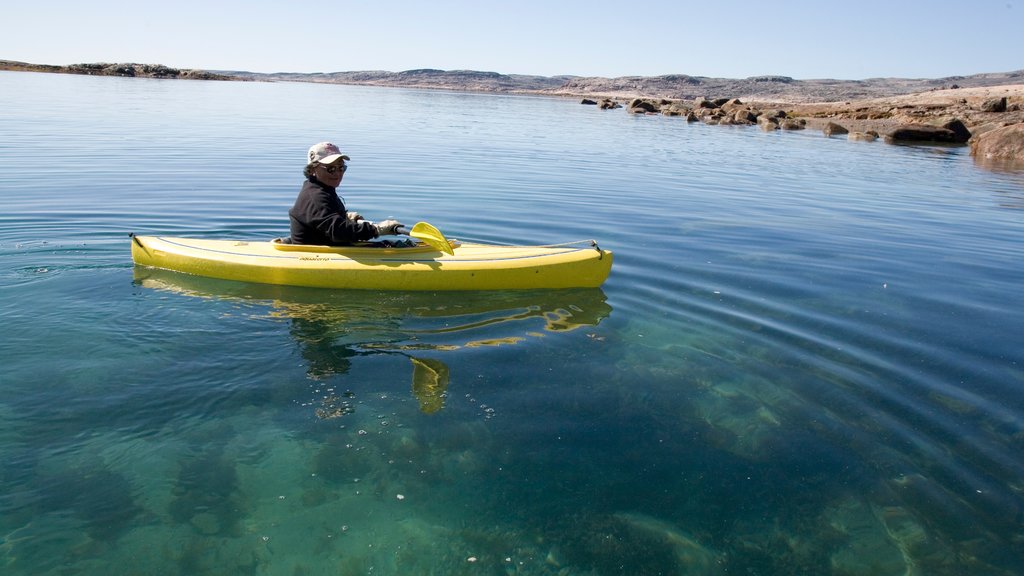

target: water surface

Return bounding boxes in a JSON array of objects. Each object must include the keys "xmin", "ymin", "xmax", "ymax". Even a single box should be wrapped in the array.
[{"xmin": 2, "ymin": 71, "xmax": 1023, "ymax": 575}]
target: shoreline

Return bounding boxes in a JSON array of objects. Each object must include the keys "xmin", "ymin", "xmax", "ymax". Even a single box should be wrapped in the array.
[{"xmin": 4, "ymin": 60, "xmax": 1023, "ymax": 165}]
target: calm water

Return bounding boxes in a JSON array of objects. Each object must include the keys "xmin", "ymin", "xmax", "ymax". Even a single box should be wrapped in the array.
[{"xmin": 2, "ymin": 70, "xmax": 1023, "ymax": 575}]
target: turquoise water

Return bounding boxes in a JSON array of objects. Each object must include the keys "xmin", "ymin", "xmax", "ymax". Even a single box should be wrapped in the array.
[{"xmin": 2, "ymin": 70, "xmax": 1024, "ymax": 575}]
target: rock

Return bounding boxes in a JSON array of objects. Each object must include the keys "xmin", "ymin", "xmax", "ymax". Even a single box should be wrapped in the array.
[
  {"xmin": 979, "ymin": 96, "xmax": 1007, "ymax": 113},
  {"xmin": 938, "ymin": 118, "xmax": 971, "ymax": 142},
  {"xmin": 970, "ymin": 123, "xmax": 1024, "ymax": 162},
  {"xmin": 612, "ymin": 513, "xmax": 722, "ymax": 575},
  {"xmin": 662, "ymin": 104, "xmax": 690, "ymax": 117},
  {"xmin": 886, "ymin": 124, "xmax": 963, "ymax": 143},
  {"xmin": 190, "ymin": 512, "xmax": 221, "ymax": 535},
  {"xmin": 823, "ymin": 122, "xmax": 849, "ymax": 137},
  {"xmin": 825, "ymin": 498, "xmax": 909, "ymax": 576},
  {"xmin": 779, "ymin": 118, "xmax": 806, "ymax": 130},
  {"xmin": 967, "ymin": 121, "xmax": 1010, "ymax": 139},
  {"xmin": 628, "ymin": 98, "xmax": 659, "ymax": 113},
  {"xmin": 599, "ymin": 99, "xmax": 621, "ymax": 110},
  {"xmin": 848, "ymin": 131, "xmax": 879, "ymax": 142},
  {"xmin": 758, "ymin": 116, "xmax": 780, "ymax": 131},
  {"xmin": 733, "ymin": 109, "xmax": 757, "ymax": 124},
  {"xmin": 580, "ymin": 98, "xmax": 597, "ymax": 105},
  {"xmin": 719, "ymin": 98, "xmax": 746, "ymax": 113}
]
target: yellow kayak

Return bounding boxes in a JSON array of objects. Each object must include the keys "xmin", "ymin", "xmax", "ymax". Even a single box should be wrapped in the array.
[{"xmin": 130, "ymin": 235, "xmax": 613, "ymax": 290}]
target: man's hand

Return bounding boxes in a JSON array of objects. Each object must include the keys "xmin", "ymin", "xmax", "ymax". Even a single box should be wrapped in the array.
[{"xmin": 374, "ymin": 219, "xmax": 404, "ymax": 236}]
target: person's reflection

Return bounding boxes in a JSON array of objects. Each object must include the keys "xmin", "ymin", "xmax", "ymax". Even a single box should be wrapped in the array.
[
  {"xmin": 287, "ymin": 313, "xmax": 452, "ymax": 417},
  {"xmin": 134, "ymin": 269, "xmax": 611, "ymax": 418},
  {"xmin": 288, "ymin": 314, "xmax": 362, "ymax": 380},
  {"xmin": 286, "ymin": 313, "xmax": 372, "ymax": 420},
  {"xmin": 282, "ymin": 293, "xmax": 613, "ymax": 417}
]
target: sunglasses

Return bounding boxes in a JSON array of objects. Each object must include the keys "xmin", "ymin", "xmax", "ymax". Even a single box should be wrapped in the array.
[{"xmin": 321, "ymin": 163, "xmax": 348, "ymax": 175}]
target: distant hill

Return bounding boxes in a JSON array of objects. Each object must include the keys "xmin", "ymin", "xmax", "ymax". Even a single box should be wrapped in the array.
[
  {"xmin": 0, "ymin": 60, "xmax": 237, "ymax": 81},
  {"xmin": 5, "ymin": 59, "xmax": 1023, "ymax": 103},
  {"xmin": 217, "ymin": 67, "xmax": 1024, "ymax": 102},
  {"xmin": 221, "ymin": 68, "xmax": 572, "ymax": 92},
  {"xmin": 550, "ymin": 70, "xmax": 1024, "ymax": 102}
]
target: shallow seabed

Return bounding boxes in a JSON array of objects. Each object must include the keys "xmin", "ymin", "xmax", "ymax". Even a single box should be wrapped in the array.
[{"xmin": 1, "ymin": 71, "xmax": 1024, "ymax": 575}]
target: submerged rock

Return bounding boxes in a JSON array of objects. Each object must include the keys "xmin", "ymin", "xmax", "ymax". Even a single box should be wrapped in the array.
[
  {"xmin": 554, "ymin": 511, "xmax": 723, "ymax": 575},
  {"xmin": 824, "ymin": 497, "xmax": 908, "ymax": 576},
  {"xmin": 612, "ymin": 513, "xmax": 722, "ymax": 574}
]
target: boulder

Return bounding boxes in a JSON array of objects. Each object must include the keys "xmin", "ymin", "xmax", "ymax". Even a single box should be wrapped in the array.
[
  {"xmin": 823, "ymin": 122, "xmax": 849, "ymax": 137},
  {"xmin": 886, "ymin": 124, "xmax": 963, "ymax": 143},
  {"xmin": 938, "ymin": 118, "xmax": 971, "ymax": 142},
  {"xmin": 967, "ymin": 122, "xmax": 1010, "ymax": 140},
  {"xmin": 758, "ymin": 116, "xmax": 779, "ymax": 131},
  {"xmin": 779, "ymin": 118, "xmax": 806, "ymax": 130},
  {"xmin": 970, "ymin": 123, "xmax": 1024, "ymax": 161},
  {"xmin": 662, "ymin": 103, "xmax": 691, "ymax": 117},
  {"xmin": 719, "ymin": 98, "xmax": 745, "ymax": 113},
  {"xmin": 978, "ymin": 97, "xmax": 1007, "ymax": 113},
  {"xmin": 733, "ymin": 110, "xmax": 757, "ymax": 124},
  {"xmin": 628, "ymin": 98, "xmax": 659, "ymax": 113},
  {"xmin": 848, "ymin": 131, "xmax": 879, "ymax": 142},
  {"xmin": 581, "ymin": 98, "xmax": 597, "ymax": 105}
]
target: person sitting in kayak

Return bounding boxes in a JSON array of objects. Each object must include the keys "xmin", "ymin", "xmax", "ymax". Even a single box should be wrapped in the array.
[{"xmin": 288, "ymin": 142, "xmax": 404, "ymax": 245}]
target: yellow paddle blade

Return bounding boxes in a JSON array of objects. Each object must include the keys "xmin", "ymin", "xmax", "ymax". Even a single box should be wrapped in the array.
[
  {"xmin": 410, "ymin": 221, "xmax": 454, "ymax": 255},
  {"xmin": 410, "ymin": 356, "xmax": 450, "ymax": 414}
]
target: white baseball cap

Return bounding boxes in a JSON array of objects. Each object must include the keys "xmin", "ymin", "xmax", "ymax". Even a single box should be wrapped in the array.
[{"xmin": 307, "ymin": 142, "xmax": 350, "ymax": 165}]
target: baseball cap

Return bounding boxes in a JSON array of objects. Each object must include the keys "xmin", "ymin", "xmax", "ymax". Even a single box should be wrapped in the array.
[{"xmin": 307, "ymin": 142, "xmax": 350, "ymax": 165}]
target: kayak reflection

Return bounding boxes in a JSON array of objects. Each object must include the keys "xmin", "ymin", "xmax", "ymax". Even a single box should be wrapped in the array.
[{"xmin": 132, "ymin": 268, "xmax": 612, "ymax": 415}]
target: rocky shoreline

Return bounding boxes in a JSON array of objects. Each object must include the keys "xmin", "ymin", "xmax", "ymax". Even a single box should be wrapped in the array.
[
  {"xmin": 583, "ymin": 84, "xmax": 1024, "ymax": 167},
  {"xmin": 4, "ymin": 60, "xmax": 1022, "ymax": 166}
]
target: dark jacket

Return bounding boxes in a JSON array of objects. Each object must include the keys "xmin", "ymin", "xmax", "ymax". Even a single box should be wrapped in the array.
[{"xmin": 289, "ymin": 178, "xmax": 377, "ymax": 245}]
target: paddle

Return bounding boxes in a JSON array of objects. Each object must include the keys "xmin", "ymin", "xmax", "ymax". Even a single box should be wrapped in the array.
[{"xmin": 397, "ymin": 221, "xmax": 455, "ymax": 255}]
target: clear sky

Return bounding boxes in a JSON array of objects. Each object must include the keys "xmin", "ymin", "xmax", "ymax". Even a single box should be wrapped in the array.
[{"xmin": 2, "ymin": 0, "xmax": 1021, "ymax": 80}]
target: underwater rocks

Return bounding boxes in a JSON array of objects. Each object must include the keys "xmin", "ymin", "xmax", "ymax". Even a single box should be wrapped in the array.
[{"xmin": 553, "ymin": 512, "xmax": 723, "ymax": 575}]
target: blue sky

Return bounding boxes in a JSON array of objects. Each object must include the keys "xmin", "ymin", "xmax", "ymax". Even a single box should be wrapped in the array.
[{"xmin": 2, "ymin": 0, "xmax": 1021, "ymax": 80}]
